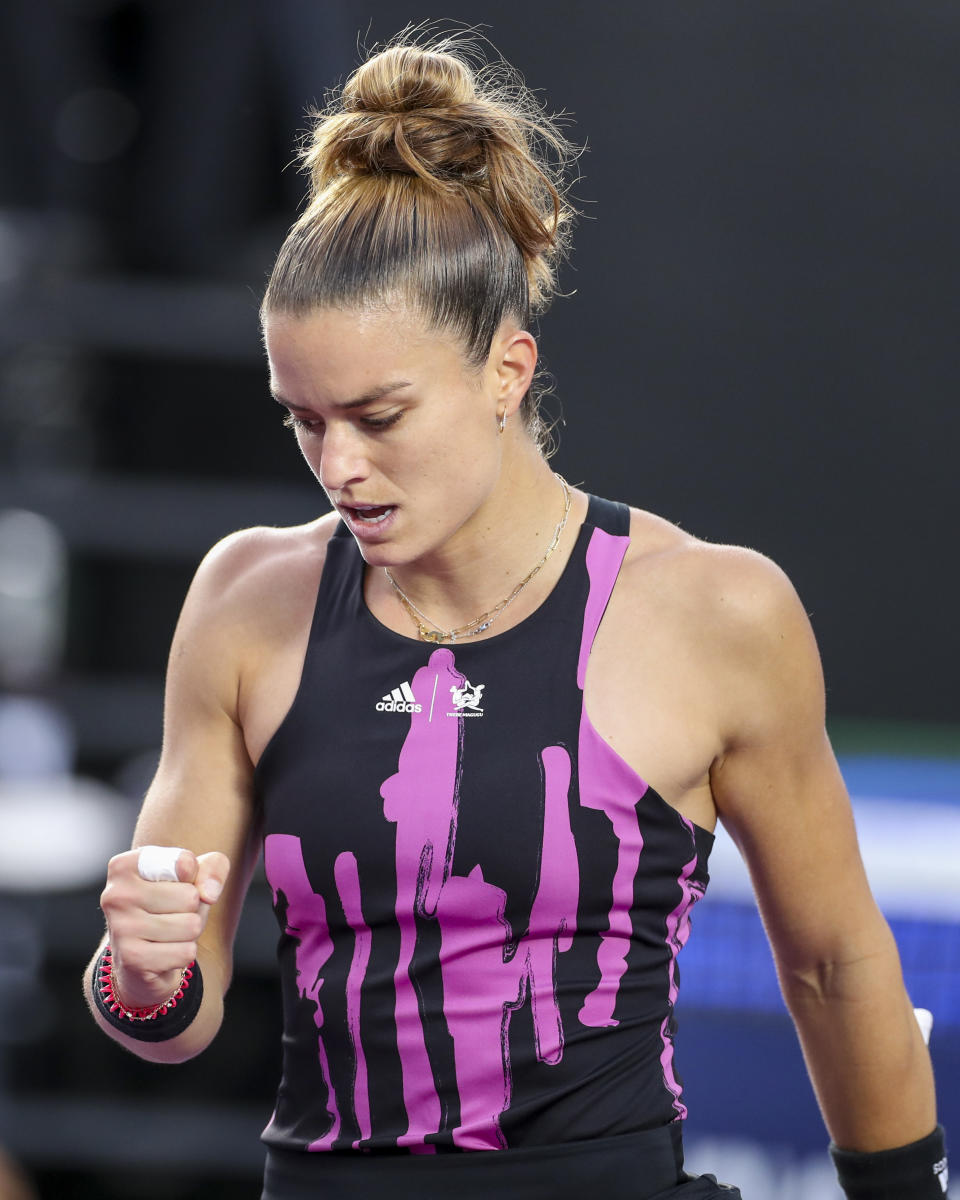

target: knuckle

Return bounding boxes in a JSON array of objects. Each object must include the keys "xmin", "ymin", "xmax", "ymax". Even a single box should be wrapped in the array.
[
  {"xmin": 99, "ymin": 887, "xmax": 126, "ymax": 919},
  {"xmin": 106, "ymin": 849, "xmax": 136, "ymax": 876}
]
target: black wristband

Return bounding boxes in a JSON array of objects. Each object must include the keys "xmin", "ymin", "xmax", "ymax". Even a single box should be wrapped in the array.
[
  {"xmin": 91, "ymin": 946, "xmax": 204, "ymax": 1043},
  {"xmin": 831, "ymin": 1125, "xmax": 948, "ymax": 1199}
]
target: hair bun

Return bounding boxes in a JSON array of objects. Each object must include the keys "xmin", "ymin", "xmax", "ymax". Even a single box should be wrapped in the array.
[
  {"xmin": 293, "ymin": 31, "xmax": 577, "ymax": 323},
  {"xmin": 344, "ymin": 46, "xmax": 475, "ymax": 115},
  {"xmin": 309, "ymin": 46, "xmax": 509, "ymax": 186}
]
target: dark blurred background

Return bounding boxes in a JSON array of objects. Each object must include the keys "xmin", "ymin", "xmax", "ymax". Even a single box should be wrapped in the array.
[{"xmin": 0, "ymin": 2, "xmax": 957, "ymax": 1197}]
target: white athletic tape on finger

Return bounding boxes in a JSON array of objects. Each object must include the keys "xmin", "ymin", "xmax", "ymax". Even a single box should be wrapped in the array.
[
  {"xmin": 914, "ymin": 1007, "xmax": 933, "ymax": 1046},
  {"xmin": 137, "ymin": 845, "xmax": 187, "ymax": 883}
]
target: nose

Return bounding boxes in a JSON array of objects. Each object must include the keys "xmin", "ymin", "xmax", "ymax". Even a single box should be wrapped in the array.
[{"xmin": 316, "ymin": 421, "xmax": 369, "ymax": 493}]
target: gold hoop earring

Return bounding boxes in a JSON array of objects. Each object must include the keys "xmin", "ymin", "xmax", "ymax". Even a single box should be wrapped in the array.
[{"xmin": 498, "ymin": 411, "xmax": 507, "ymax": 434}]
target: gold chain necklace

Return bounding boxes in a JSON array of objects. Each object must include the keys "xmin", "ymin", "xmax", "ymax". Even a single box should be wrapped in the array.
[{"xmin": 384, "ymin": 475, "xmax": 572, "ymax": 643}]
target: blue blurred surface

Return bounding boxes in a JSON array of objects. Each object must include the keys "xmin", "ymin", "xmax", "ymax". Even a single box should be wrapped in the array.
[
  {"xmin": 677, "ymin": 751, "xmax": 960, "ymax": 1157},
  {"xmin": 680, "ymin": 751, "xmax": 960, "ymax": 1023},
  {"xmin": 838, "ymin": 754, "xmax": 960, "ymax": 805}
]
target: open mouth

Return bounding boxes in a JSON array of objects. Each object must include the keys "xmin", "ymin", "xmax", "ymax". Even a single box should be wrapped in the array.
[{"xmin": 343, "ymin": 504, "xmax": 395, "ymax": 525}]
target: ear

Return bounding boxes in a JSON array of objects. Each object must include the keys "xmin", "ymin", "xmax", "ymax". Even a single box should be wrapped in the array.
[{"xmin": 491, "ymin": 326, "xmax": 538, "ymax": 418}]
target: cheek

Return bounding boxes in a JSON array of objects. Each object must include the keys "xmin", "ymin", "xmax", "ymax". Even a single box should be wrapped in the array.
[
  {"xmin": 415, "ymin": 440, "xmax": 501, "ymax": 517},
  {"xmin": 410, "ymin": 424, "xmax": 495, "ymax": 489}
]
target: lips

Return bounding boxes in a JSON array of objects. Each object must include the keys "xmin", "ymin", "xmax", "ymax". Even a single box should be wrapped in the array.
[{"xmin": 341, "ymin": 504, "xmax": 395, "ymax": 524}]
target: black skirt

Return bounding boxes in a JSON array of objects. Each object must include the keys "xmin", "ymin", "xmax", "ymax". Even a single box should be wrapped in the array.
[{"xmin": 261, "ymin": 1124, "xmax": 742, "ymax": 1200}]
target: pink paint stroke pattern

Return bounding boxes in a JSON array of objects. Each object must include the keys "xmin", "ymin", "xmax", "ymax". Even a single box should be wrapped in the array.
[
  {"xmin": 577, "ymin": 527, "xmax": 630, "ymax": 690},
  {"xmin": 576, "ymin": 526, "xmax": 646, "ymax": 1029},
  {"xmin": 525, "ymin": 744, "xmax": 579, "ymax": 1065},
  {"xmin": 437, "ymin": 864, "xmax": 523, "ymax": 1149},
  {"xmin": 380, "ymin": 647, "xmax": 464, "ymax": 1145},
  {"xmin": 264, "ymin": 832, "xmax": 341, "ymax": 1150},
  {"xmin": 333, "ymin": 850, "xmax": 372, "ymax": 1147},
  {"xmin": 659, "ymin": 817, "xmax": 705, "ymax": 1120},
  {"xmin": 577, "ymin": 712, "xmax": 646, "ymax": 1028},
  {"xmin": 436, "ymin": 743, "xmax": 579, "ymax": 1149}
]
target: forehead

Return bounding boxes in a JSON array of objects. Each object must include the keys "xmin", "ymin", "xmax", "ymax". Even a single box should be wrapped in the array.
[
  {"xmin": 263, "ymin": 306, "xmax": 485, "ymax": 411},
  {"xmin": 264, "ymin": 306, "xmax": 464, "ymax": 389}
]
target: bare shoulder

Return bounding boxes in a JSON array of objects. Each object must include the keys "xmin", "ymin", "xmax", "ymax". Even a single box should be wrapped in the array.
[
  {"xmin": 180, "ymin": 514, "xmax": 337, "ymax": 636},
  {"xmin": 189, "ymin": 512, "xmax": 339, "ymax": 613},
  {"xmin": 617, "ymin": 508, "xmax": 823, "ymax": 745},
  {"xmin": 621, "ymin": 507, "xmax": 808, "ymax": 641},
  {"xmin": 168, "ymin": 513, "xmax": 339, "ymax": 709},
  {"xmin": 620, "ymin": 506, "xmax": 796, "ymax": 606}
]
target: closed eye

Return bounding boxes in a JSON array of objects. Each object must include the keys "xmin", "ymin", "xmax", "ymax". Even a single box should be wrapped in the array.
[
  {"xmin": 360, "ymin": 410, "xmax": 404, "ymax": 430},
  {"xmin": 282, "ymin": 412, "xmax": 321, "ymax": 433},
  {"xmin": 282, "ymin": 410, "xmax": 404, "ymax": 433}
]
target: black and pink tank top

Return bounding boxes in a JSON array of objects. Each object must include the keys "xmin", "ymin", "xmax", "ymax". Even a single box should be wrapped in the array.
[{"xmin": 254, "ymin": 494, "xmax": 713, "ymax": 1155}]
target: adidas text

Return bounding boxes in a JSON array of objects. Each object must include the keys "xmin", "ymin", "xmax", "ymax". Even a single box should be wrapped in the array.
[
  {"xmin": 376, "ymin": 698, "xmax": 422, "ymax": 713},
  {"xmin": 376, "ymin": 681, "xmax": 421, "ymax": 714}
]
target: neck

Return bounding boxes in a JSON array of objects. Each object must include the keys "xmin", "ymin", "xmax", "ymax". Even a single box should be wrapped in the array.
[{"xmin": 382, "ymin": 459, "xmax": 575, "ymax": 635}]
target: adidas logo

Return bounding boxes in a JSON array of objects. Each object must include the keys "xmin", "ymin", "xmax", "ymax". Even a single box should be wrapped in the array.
[{"xmin": 375, "ymin": 680, "xmax": 422, "ymax": 714}]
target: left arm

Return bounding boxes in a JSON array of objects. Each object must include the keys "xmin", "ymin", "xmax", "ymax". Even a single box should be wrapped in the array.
[{"xmin": 706, "ymin": 549, "xmax": 937, "ymax": 1153}]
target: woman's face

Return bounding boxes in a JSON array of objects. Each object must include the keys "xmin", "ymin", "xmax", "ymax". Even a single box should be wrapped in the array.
[{"xmin": 264, "ymin": 305, "xmax": 526, "ymax": 568}]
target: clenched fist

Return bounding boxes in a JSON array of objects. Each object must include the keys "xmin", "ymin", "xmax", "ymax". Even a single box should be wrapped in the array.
[{"xmin": 99, "ymin": 846, "xmax": 230, "ymax": 1010}]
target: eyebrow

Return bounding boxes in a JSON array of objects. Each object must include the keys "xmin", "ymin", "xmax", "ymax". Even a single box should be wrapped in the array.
[{"xmin": 271, "ymin": 381, "xmax": 413, "ymax": 412}]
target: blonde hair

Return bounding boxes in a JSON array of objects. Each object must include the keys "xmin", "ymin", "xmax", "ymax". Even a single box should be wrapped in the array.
[{"xmin": 262, "ymin": 29, "xmax": 578, "ymax": 451}]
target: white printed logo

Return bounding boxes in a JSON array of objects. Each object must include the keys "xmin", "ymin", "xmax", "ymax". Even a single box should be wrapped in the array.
[
  {"xmin": 376, "ymin": 680, "xmax": 422, "ymax": 714},
  {"xmin": 933, "ymin": 1157, "xmax": 948, "ymax": 1195},
  {"xmin": 448, "ymin": 679, "xmax": 485, "ymax": 717}
]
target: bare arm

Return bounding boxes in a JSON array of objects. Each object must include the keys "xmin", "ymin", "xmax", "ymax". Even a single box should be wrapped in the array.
[
  {"xmin": 83, "ymin": 532, "xmax": 265, "ymax": 1064},
  {"xmin": 707, "ymin": 549, "xmax": 937, "ymax": 1152}
]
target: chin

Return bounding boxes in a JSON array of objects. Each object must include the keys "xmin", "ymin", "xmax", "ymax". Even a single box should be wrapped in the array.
[{"xmin": 351, "ymin": 538, "xmax": 409, "ymax": 570}]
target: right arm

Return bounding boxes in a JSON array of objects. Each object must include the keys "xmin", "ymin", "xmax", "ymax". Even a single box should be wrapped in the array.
[{"xmin": 83, "ymin": 531, "xmax": 267, "ymax": 1063}]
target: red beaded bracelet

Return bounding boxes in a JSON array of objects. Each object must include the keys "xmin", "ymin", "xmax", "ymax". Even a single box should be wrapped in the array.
[{"xmin": 96, "ymin": 945, "xmax": 194, "ymax": 1021}]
